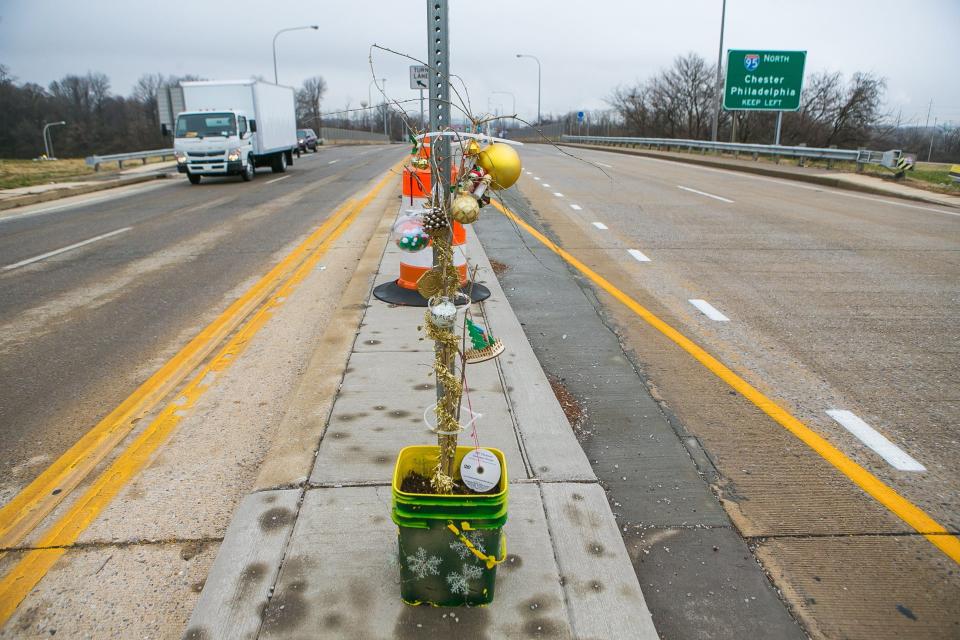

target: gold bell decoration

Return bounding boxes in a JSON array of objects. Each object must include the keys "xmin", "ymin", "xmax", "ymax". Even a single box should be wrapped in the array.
[
  {"xmin": 450, "ymin": 190, "xmax": 480, "ymax": 224},
  {"xmin": 463, "ymin": 139, "xmax": 482, "ymax": 157},
  {"xmin": 476, "ymin": 142, "xmax": 522, "ymax": 191}
]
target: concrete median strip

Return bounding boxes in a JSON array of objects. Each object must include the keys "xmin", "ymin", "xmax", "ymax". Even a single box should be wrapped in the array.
[
  {"xmin": 491, "ymin": 198, "xmax": 960, "ymax": 566},
  {"xmin": 184, "ymin": 204, "xmax": 657, "ymax": 638},
  {"xmin": 0, "ymin": 167, "xmax": 398, "ymax": 626}
]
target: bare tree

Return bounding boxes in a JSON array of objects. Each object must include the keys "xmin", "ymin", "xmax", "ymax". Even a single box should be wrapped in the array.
[
  {"xmin": 608, "ymin": 53, "xmax": 719, "ymax": 139},
  {"xmin": 296, "ymin": 76, "xmax": 327, "ymax": 129}
]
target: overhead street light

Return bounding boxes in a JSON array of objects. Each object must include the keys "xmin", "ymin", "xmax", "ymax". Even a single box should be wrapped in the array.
[
  {"xmin": 369, "ymin": 78, "xmax": 386, "ymax": 134},
  {"xmin": 515, "ymin": 54, "xmax": 541, "ymax": 126},
  {"xmin": 710, "ymin": 0, "xmax": 727, "ymax": 142},
  {"xmin": 492, "ymin": 90, "xmax": 516, "ymax": 117},
  {"xmin": 272, "ymin": 25, "xmax": 318, "ymax": 84},
  {"xmin": 42, "ymin": 121, "xmax": 66, "ymax": 159}
]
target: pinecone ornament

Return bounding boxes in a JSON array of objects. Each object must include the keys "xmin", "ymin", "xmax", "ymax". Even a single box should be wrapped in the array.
[{"xmin": 421, "ymin": 207, "xmax": 449, "ymax": 232}]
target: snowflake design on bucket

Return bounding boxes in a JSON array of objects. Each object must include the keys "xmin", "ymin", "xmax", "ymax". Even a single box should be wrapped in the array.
[
  {"xmin": 406, "ymin": 547, "xmax": 442, "ymax": 579},
  {"xmin": 449, "ymin": 530, "xmax": 486, "ymax": 560},
  {"xmin": 446, "ymin": 563, "xmax": 484, "ymax": 595}
]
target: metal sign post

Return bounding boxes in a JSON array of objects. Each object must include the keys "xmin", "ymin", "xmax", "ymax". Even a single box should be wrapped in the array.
[{"xmin": 426, "ymin": 0, "xmax": 459, "ymax": 484}]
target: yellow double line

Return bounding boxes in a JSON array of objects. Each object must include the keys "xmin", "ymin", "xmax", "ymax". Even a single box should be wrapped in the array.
[
  {"xmin": 0, "ymin": 169, "xmax": 394, "ymax": 624},
  {"xmin": 493, "ymin": 199, "xmax": 960, "ymax": 566}
]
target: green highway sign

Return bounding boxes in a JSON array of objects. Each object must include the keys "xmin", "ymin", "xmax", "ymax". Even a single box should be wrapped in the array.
[{"xmin": 724, "ymin": 50, "xmax": 806, "ymax": 111}]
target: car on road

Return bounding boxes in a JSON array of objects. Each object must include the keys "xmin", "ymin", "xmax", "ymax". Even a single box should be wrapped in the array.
[{"xmin": 297, "ymin": 128, "xmax": 319, "ymax": 153}]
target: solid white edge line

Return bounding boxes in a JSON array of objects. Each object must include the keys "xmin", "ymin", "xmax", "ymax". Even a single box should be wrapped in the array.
[
  {"xmin": 3, "ymin": 226, "xmax": 133, "ymax": 270},
  {"xmin": 678, "ymin": 185, "xmax": 735, "ymax": 203},
  {"xmin": 265, "ymin": 175, "xmax": 291, "ymax": 184},
  {"xmin": 570, "ymin": 204, "xmax": 583, "ymax": 211},
  {"xmin": 627, "ymin": 249, "xmax": 651, "ymax": 262},
  {"xmin": 688, "ymin": 299, "xmax": 730, "ymax": 321},
  {"xmin": 553, "ymin": 192, "xmax": 564, "ymax": 197},
  {"xmin": 0, "ymin": 182, "xmax": 172, "ymax": 224},
  {"xmin": 826, "ymin": 409, "xmax": 926, "ymax": 472},
  {"xmin": 591, "ymin": 221, "xmax": 607, "ymax": 229}
]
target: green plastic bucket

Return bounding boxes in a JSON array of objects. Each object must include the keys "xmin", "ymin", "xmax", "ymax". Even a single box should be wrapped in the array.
[{"xmin": 391, "ymin": 446, "xmax": 508, "ymax": 606}]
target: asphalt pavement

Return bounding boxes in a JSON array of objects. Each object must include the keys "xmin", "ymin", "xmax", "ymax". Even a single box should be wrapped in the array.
[
  {"xmin": 0, "ymin": 145, "xmax": 399, "ymax": 506},
  {"xmin": 490, "ymin": 143, "xmax": 959, "ymax": 638}
]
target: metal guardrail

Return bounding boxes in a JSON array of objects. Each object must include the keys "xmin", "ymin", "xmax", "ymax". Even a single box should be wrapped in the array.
[
  {"xmin": 561, "ymin": 135, "xmax": 907, "ymax": 171},
  {"xmin": 85, "ymin": 149, "xmax": 174, "ymax": 171},
  {"xmin": 319, "ymin": 127, "xmax": 389, "ymax": 143}
]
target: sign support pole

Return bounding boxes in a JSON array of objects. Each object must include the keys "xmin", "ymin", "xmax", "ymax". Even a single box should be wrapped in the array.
[
  {"xmin": 774, "ymin": 111, "xmax": 783, "ymax": 146},
  {"xmin": 427, "ymin": 0, "xmax": 458, "ymax": 483},
  {"xmin": 419, "ymin": 89, "xmax": 425, "ymax": 129}
]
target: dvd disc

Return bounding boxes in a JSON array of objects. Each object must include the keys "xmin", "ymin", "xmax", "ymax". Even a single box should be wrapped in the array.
[{"xmin": 459, "ymin": 449, "xmax": 502, "ymax": 493}]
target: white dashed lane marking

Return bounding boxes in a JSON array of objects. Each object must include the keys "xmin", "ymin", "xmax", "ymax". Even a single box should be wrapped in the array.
[
  {"xmin": 591, "ymin": 221, "xmax": 607, "ymax": 229},
  {"xmin": 678, "ymin": 185, "xmax": 734, "ymax": 203},
  {"xmin": 4, "ymin": 227, "xmax": 132, "ymax": 271},
  {"xmin": 826, "ymin": 410, "xmax": 926, "ymax": 472},
  {"xmin": 570, "ymin": 204, "xmax": 583, "ymax": 211},
  {"xmin": 627, "ymin": 249, "xmax": 651, "ymax": 263},
  {"xmin": 265, "ymin": 175, "xmax": 291, "ymax": 184},
  {"xmin": 553, "ymin": 192, "xmax": 564, "ymax": 197},
  {"xmin": 689, "ymin": 299, "xmax": 729, "ymax": 321}
]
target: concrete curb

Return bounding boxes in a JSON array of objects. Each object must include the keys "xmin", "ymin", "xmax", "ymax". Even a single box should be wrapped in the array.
[
  {"xmin": 561, "ymin": 142, "xmax": 960, "ymax": 209},
  {"xmin": 252, "ymin": 191, "xmax": 401, "ymax": 491},
  {"xmin": 0, "ymin": 172, "xmax": 172, "ymax": 212}
]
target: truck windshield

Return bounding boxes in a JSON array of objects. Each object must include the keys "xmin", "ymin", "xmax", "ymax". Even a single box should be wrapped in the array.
[{"xmin": 175, "ymin": 113, "xmax": 236, "ymax": 138}]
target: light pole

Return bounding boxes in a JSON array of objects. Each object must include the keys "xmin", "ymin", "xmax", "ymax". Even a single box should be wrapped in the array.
[
  {"xmin": 42, "ymin": 121, "xmax": 66, "ymax": 159},
  {"xmin": 382, "ymin": 79, "xmax": 389, "ymax": 139},
  {"xmin": 515, "ymin": 54, "xmax": 541, "ymax": 126},
  {"xmin": 272, "ymin": 25, "xmax": 318, "ymax": 84},
  {"xmin": 369, "ymin": 78, "xmax": 386, "ymax": 135},
  {"xmin": 492, "ymin": 90, "xmax": 516, "ymax": 116},
  {"xmin": 710, "ymin": 0, "xmax": 727, "ymax": 142}
]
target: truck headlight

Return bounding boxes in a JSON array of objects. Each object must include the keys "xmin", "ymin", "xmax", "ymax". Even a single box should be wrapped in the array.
[
  {"xmin": 227, "ymin": 148, "xmax": 242, "ymax": 162},
  {"xmin": 175, "ymin": 153, "xmax": 187, "ymax": 164}
]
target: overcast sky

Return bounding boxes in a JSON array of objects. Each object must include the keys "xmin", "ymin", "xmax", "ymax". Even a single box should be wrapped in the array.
[{"xmin": 2, "ymin": 0, "xmax": 958, "ymax": 127}]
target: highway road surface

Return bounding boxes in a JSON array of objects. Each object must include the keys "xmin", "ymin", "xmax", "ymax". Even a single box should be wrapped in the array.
[
  {"xmin": 484, "ymin": 143, "xmax": 959, "ymax": 639},
  {"xmin": 0, "ymin": 146, "xmax": 400, "ymax": 505},
  {"xmin": 1, "ymin": 139, "xmax": 957, "ymax": 638}
]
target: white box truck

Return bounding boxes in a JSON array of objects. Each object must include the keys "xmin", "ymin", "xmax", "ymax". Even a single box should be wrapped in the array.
[{"xmin": 161, "ymin": 80, "xmax": 298, "ymax": 184}]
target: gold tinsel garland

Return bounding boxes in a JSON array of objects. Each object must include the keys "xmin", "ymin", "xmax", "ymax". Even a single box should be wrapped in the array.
[
  {"xmin": 422, "ymin": 231, "xmax": 463, "ymax": 494},
  {"xmin": 424, "ymin": 308, "xmax": 462, "ymax": 494}
]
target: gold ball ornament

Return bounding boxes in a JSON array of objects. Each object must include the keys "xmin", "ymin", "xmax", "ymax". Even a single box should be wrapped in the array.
[
  {"xmin": 450, "ymin": 191, "xmax": 480, "ymax": 224},
  {"xmin": 476, "ymin": 143, "xmax": 521, "ymax": 190}
]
